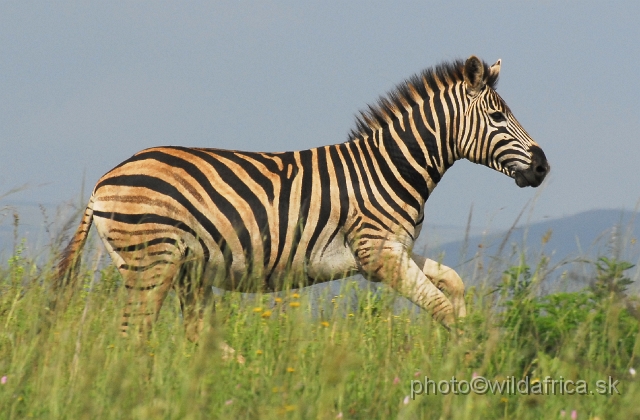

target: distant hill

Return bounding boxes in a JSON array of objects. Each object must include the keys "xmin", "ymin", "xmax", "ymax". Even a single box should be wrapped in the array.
[
  {"xmin": 427, "ymin": 209, "xmax": 640, "ymax": 292},
  {"xmin": 443, "ymin": 208, "xmax": 637, "ymax": 259}
]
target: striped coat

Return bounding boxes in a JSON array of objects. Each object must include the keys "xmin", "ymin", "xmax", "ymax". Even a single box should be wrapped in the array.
[{"xmin": 56, "ymin": 56, "xmax": 548, "ymax": 340}]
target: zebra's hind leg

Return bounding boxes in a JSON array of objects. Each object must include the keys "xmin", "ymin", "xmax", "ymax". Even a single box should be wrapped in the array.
[
  {"xmin": 173, "ymin": 263, "xmax": 245, "ymax": 363},
  {"xmin": 174, "ymin": 260, "xmax": 211, "ymax": 343},
  {"xmin": 412, "ymin": 254, "xmax": 466, "ymax": 319},
  {"xmin": 119, "ymin": 261, "xmax": 178, "ymax": 338}
]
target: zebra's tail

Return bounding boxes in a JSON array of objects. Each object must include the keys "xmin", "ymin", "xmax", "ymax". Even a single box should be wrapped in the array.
[{"xmin": 52, "ymin": 195, "xmax": 95, "ymax": 303}]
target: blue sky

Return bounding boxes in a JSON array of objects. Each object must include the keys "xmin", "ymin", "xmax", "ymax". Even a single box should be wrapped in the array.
[{"xmin": 1, "ymin": 1, "xmax": 639, "ymax": 233}]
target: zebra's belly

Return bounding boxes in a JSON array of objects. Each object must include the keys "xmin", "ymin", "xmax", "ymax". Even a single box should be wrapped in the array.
[
  {"xmin": 217, "ymin": 239, "xmax": 358, "ymax": 292},
  {"xmin": 305, "ymin": 236, "xmax": 359, "ymax": 283}
]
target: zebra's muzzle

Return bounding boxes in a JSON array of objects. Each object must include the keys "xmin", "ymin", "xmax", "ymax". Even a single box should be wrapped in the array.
[{"xmin": 514, "ymin": 145, "xmax": 549, "ymax": 188}]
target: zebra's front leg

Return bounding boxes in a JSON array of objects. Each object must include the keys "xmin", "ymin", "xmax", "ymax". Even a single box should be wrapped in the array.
[
  {"xmin": 411, "ymin": 254, "xmax": 466, "ymax": 319},
  {"xmin": 356, "ymin": 241, "xmax": 455, "ymax": 329}
]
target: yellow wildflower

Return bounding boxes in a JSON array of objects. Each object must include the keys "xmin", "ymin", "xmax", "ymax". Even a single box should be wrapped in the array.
[
  {"xmin": 253, "ymin": 307, "xmax": 263, "ymax": 313},
  {"xmin": 286, "ymin": 367, "xmax": 295, "ymax": 373},
  {"xmin": 292, "ymin": 293, "xmax": 300, "ymax": 298},
  {"xmin": 284, "ymin": 405, "xmax": 297, "ymax": 412},
  {"xmin": 321, "ymin": 321, "xmax": 330, "ymax": 327},
  {"xmin": 261, "ymin": 310, "xmax": 272, "ymax": 318},
  {"xmin": 289, "ymin": 302, "xmax": 300, "ymax": 308},
  {"xmin": 256, "ymin": 350, "xmax": 263, "ymax": 355},
  {"xmin": 274, "ymin": 297, "xmax": 283, "ymax": 303}
]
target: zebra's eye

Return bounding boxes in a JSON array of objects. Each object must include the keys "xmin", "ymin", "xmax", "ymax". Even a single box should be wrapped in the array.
[{"xmin": 490, "ymin": 111, "xmax": 506, "ymax": 122}]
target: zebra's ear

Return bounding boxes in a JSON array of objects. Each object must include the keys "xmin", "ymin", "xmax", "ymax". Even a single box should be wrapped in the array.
[
  {"xmin": 489, "ymin": 59, "xmax": 501, "ymax": 79},
  {"xmin": 463, "ymin": 55, "xmax": 485, "ymax": 96},
  {"xmin": 487, "ymin": 59, "xmax": 501, "ymax": 87}
]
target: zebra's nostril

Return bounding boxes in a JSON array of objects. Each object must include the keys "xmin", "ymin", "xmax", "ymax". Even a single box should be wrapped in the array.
[{"xmin": 535, "ymin": 165, "xmax": 547, "ymax": 174}]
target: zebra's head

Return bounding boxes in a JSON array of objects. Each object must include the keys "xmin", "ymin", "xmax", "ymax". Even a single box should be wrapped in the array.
[{"xmin": 460, "ymin": 56, "xmax": 549, "ymax": 188}]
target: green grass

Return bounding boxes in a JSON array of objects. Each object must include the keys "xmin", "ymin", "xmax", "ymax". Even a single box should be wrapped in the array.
[{"xmin": 1, "ymin": 240, "xmax": 639, "ymax": 419}]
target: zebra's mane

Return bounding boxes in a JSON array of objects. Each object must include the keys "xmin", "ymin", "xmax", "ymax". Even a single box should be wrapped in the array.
[{"xmin": 348, "ymin": 58, "xmax": 499, "ymax": 141}]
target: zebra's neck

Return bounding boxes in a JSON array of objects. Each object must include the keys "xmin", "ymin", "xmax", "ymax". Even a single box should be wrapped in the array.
[{"xmin": 350, "ymin": 109, "xmax": 459, "ymax": 207}]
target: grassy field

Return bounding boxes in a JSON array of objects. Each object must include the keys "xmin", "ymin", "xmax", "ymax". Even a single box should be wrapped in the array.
[{"xmin": 1, "ymin": 232, "xmax": 639, "ymax": 419}]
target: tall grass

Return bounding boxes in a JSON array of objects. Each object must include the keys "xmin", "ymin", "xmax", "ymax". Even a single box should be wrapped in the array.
[{"xmin": 1, "ymin": 231, "xmax": 639, "ymax": 419}]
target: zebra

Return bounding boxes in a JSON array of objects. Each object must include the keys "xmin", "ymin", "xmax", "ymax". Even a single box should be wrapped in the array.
[{"xmin": 55, "ymin": 56, "xmax": 549, "ymax": 341}]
